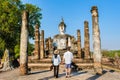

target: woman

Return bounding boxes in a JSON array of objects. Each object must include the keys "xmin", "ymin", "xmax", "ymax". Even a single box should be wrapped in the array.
[{"xmin": 52, "ymin": 50, "xmax": 61, "ymax": 78}]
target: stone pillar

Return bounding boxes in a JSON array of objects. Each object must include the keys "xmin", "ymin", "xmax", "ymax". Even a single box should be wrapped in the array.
[
  {"xmin": 34, "ymin": 24, "xmax": 40, "ymax": 59},
  {"xmin": 91, "ymin": 6, "xmax": 102, "ymax": 74},
  {"xmin": 45, "ymin": 38, "xmax": 49, "ymax": 58},
  {"xmin": 40, "ymin": 30, "xmax": 44, "ymax": 59},
  {"xmin": 77, "ymin": 29, "xmax": 81, "ymax": 58},
  {"xmin": 20, "ymin": 11, "xmax": 29, "ymax": 75},
  {"xmin": 68, "ymin": 37, "xmax": 71, "ymax": 47},
  {"xmin": 45, "ymin": 38, "xmax": 49, "ymax": 51},
  {"xmin": 71, "ymin": 36, "xmax": 75, "ymax": 50},
  {"xmin": 0, "ymin": 49, "xmax": 13, "ymax": 71},
  {"xmin": 48, "ymin": 37, "xmax": 51, "ymax": 50},
  {"xmin": 48, "ymin": 37, "xmax": 53, "ymax": 54},
  {"xmin": 66, "ymin": 37, "xmax": 68, "ymax": 48},
  {"xmin": 84, "ymin": 21, "xmax": 90, "ymax": 59}
]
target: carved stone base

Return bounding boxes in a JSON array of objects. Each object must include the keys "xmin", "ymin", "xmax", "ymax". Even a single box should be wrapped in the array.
[
  {"xmin": 20, "ymin": 63, "xmax": 28, "ymax": 75},
  {"xmin": 0, "ymin": 61, "xmax": 13, "ymax": 71},
  {"xmin": 94, "ymin": 62, "xmax": 103, "ymax": 74},
  {"xmin": 31, "ymin": 55, "xmax": 40, "ymax": 60}
]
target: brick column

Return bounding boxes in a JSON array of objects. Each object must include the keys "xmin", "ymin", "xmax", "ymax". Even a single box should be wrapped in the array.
[
  {"xmin": 48, "ymin": 37, "xmax": 51, "ymax": 50},
  {"xmin": 84, "ymin": 21, "xmax": 90, "ymax": 59},
  {"xmin": 20, "ymin": 11, "xmax": 29, "ymax": 75},
  {"xmin": 45, "ymin": 38, "xmax": 49, "ymax": 58},
  {"xmin": 77, "ymin": 29, "xmax": 81, "ymax": 58},
  {"xmin": 91, "ymin": 6, "xmax": 102, "ymax": 74},
  {"xmin": 34, "ymin": 24, "xmax": 40, "ymax": 59},
  {"xmin": 48, "ymin": 37, "xmax": 53, "ymax": 54},
  {"xmin": 40, "ymin": 30, "xmax": 44, "ymax": 59},
  {"xmin": 45, "ymin": 38, "xmax": 49, "ymax": 51},
  {"xmin": 71, "ymin": 36, "xmax": 75, "ymax": 50},
  {"xmin": 68, "ymin": 37, "xmax": 71, "ymax": 47}
]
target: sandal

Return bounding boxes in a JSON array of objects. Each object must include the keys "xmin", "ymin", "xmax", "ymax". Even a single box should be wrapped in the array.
[{"xmin": 66, "ymin": 76, "xmax": 68, "ymax": 78}]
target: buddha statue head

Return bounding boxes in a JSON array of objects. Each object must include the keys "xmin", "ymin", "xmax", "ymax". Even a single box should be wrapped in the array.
[{"xmin": 58, "ymin": 18, "xmax": 66, "ymax": 35}]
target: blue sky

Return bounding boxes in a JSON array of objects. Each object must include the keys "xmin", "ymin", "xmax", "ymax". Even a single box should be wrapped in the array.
[{"xmin": 21, "ymin": 0, "xmax": 120, "ymax": 50}]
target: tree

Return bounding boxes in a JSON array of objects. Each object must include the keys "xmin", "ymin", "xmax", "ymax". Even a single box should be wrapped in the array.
[
  {"xmin": 28, "ymin": 43, "xmax": 34, "ymax": 56},
  {"xmin": 23, "ymin": 4, "xmax": 42, "ymax": 38},
  {"xmin": 14, "ymin": 42, "xmax": 34, "ymax": 59},
  {"xmin": 0, "ymin": 0, "xmax": 42, "ymax": 58},
  {"xmin": 0, "ymin": 0, "xmax": 21, "ymax": 49}
]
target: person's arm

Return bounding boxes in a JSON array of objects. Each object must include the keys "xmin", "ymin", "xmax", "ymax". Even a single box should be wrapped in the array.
[
  {"xmin": 58, "ymin": 55, "xmax": 61, "ymax": 64},
  {"xmin": 59, "ymin": 55, "xmax": 61, "ymax": 62},
  {"xmin": 71, "ymin": 53, "xmax": 74, "ymax": 62},
  {"xmin": 62, "ymin": 54, "xmax": 65, "ymax": 64}
]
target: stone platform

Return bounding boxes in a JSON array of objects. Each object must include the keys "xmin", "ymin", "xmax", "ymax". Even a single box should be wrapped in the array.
[
  {"xmin": 0, "ymin": 68, "xmax": 120, "ymax": 80},
  {"xmin": 28, "ymin": 54, "xmax": 94, "ymax": 71}
]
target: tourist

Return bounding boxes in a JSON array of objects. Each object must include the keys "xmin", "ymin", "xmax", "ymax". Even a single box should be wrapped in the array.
[
  {"xmin": 50, "ymin": 46, "xmax": 57, "ymax": 71},
  {"xmin": 52, "ymin": 49, "xmax": 61, "ymax": 78},
  {"xmin": 63, "ymin": 47, "xmax": 73, "ymax": 78}
]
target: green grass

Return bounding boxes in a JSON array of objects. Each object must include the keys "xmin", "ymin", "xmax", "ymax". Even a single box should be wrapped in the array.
[{"xmin": 102, "ymin": 50, "xmax": 120, "ymax": 58}]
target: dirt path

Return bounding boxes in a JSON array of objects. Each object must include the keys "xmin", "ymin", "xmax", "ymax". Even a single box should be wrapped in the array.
[{"xmin": 0, "ymin": 68, "xmax": 120, "ymax": 80}]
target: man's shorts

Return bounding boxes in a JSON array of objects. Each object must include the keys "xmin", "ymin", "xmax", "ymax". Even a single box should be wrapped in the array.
[{"xmin": 65, "ymin": 64, "xmax": 71, "ymax": 68}]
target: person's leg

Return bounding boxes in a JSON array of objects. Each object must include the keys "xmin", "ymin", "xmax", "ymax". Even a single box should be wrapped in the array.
[
  {"xmin": 65, "ymin": 68, "xmax": 68, "ymax": 76},
  {"xmin": 56, "ymin": 65, "xmax": 59, "ymax": 78},
  {"xmin": 54, "ymin": 66, "xmax": 56, "ymax": 77},
  {"xmin": 65, "ymin": 64, "xmax": 69, "ymax": 78},
  {"xmin": 67, "ymin": 64, "xmax": 72, "ymax": 77},
  {"xmin": 68, "ymin": 68, "xmax": 71, "ymax": 77}
]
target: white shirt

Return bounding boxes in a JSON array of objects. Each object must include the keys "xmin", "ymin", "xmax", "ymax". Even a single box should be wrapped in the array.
[
  {"xmin": 52, "ymin": 54, "xmax": 61, "ymax": 66},
  {"xmin": 63, "ymin": 51, "xmax": 73, "ymax": 64}
]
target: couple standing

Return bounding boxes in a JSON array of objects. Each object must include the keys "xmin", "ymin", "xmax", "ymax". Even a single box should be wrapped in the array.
[{"xmin": 52, "ymin": 47, "xmax": 73, "ymax": 78}]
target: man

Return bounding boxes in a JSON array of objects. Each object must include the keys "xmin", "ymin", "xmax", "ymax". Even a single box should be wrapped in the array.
[{"xmin": 63, "ymin": 47, "xmax": 73, "ymax": 78}]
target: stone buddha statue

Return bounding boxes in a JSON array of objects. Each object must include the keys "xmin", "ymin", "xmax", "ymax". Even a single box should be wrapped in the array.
[
  {"xmin": 59, "ymin": 18, "xmax": 66, "ymax": 35},
  {"xmin": 53, "ymin": 18, "xmax": 73, "ymax": 50}
]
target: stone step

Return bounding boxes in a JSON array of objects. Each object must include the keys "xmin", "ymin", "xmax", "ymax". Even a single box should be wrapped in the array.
[
  {"xmin": 28, "ymin": 63, "xmax": 52, "ymax": 67},
  {"xmin": 28, "ymin": 58, "xmax": 52, "ymax": 63},
  {"xmin": 48, "ymin": 54, "xmax": 79, "ymax": 58},
  {"xmin": 28, "ymin": 63, "xmax": 94, "ymax": 70},
  {"xmin": 28, "ymin": 63, "xmax": 94, "ymax": 67},
  {"xmin": 29, "ymin": 58, "xmax": 93, "ymax": 63}
]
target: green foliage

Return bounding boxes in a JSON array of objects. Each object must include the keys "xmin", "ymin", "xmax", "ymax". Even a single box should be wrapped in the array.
[
  {"xmin": 23, "ymin": 4, "xmax": 42, "ymax": 38},
  {"xmin": 102, "ymin": 50, "xmax": 120, "ymax": 58},
  {"xmin": 0, "ymin": 0, "xmax": 20, "ymax": 49},
  {"xmin": 14, "ymin": 44, "xmax": 20, "ymax": 59},
  {"xmin": 0, "ymin": 0, "xmax": 42, "ymax": 58},
  {"xmin": 28, "ymin": 43, "xmax": 34, "ymax": 56},
  {"xmin": 0, "ymin": 38, "xmax": 5, "ymax": 58},
  {"xmin": 14, "ymin": 42, "xmax": 34, "ymax": 58}
]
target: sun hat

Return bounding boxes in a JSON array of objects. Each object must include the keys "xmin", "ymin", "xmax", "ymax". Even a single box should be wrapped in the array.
[{"xmin": 54, "ymin": 50, "xmax": 59, "ymax": 54}]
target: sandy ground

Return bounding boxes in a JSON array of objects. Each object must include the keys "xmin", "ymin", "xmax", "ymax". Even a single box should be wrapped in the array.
[{"xmin": 0, "ymin": 68, "xmax": 120, "ymax": 80}]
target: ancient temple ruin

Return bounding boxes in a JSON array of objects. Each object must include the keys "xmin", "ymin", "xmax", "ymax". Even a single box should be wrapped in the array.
[
  {"xmin": 0, "ymin": 49, "xmax": 13, "ymax": 71},
  {"xmin": 33, "ymin": 19, "xmax": 91, "ymax": 59},
  {"xmin": 27, "ymin": 6, "xmax": 102, "ymax": 75}
]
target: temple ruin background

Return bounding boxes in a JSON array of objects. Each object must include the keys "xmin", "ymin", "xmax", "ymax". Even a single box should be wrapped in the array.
[{"xmin": 18, "ymin": 6, "xmax": 102, "ymax": 75}]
